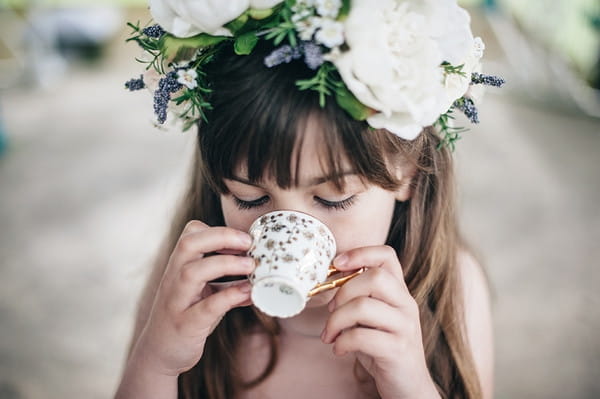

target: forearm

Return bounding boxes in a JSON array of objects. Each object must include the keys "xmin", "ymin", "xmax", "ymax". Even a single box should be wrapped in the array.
[{"xmin": 114, "ymin": 350, "xmax": 178, "ymax": 399}]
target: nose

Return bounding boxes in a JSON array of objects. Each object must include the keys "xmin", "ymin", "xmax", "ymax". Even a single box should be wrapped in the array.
[
  {"xmin": 270, "ymin": 195, "xmax": 314, "ymax": 217},
  {"xmin": 270, "ymin": 206, "xmax": 318, "ymax": 220}
]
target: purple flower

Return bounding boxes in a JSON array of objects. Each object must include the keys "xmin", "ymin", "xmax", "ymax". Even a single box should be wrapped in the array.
[
  {"xmin": 301, "ymin": 41, "xmax": 324, "ymax": 70},
  {"xmin": 264, "ymin": 45, "xmax": 302, "ymax": 68},
  {"xmin": 143, "ymin": 24, "xmax": 165, "ymax": 39},
  {"xmin": 454, "ymin": 97, "xmax": 479, "ymax": 124},
  {"xmin": 471, "ymin": 72, "xmax": 505, "ymax": 87},
  {"xmin": 264, "ymin": 41, "xmax": 325, "ymax": 70},
  {"xmin": 153, "ymin": 71, "xmax": 183, "ymax": 124},
  {"xmin": 125, "ymin": 75, "xmax": 145, "ymax": 91}
]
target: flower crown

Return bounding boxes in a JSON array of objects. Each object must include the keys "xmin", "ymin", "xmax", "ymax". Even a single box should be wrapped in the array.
[{"xmin": 125, "ymin": 0, "xmax": 504, "ymax": 149}]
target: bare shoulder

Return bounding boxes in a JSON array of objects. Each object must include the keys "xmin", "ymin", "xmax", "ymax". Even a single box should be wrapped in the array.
[{"xmin": 457, "ymin": 251, "xmax": 494, "ymax": 398}]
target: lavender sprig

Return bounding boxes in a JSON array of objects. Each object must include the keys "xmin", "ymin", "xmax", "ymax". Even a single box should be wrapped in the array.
[
  {"xmin": 125, "ymin": 75, "xmax": 145, "ymax": 91},
  {"xmin": 264, "ymin": 45, "xmax": 302, "ymax": 68},
  {"xmin": 454, "ymin": 97, "xmax": 479, "ymax": 124},
  {"xmin": 153, "ymin": 71, "xmax": 183, "ymax": 124},
  {"xmin": 301, "ymin": 41, "xmax": 324, "ymax": 70},
  {"xmin": 142, "ymin": 24, "xmax": 165, "ymax": 39},
  {"xmin": 471, "ymin": 72, "xmax": 505, "ymax": 87},
  {"xmin": 264, "ymin": 41, "xmax": 324, "ymax": 70}
]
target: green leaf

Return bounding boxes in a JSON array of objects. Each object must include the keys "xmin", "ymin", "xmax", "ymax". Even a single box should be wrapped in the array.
[
  {"xmin": 338, "ymin": 0, "xmax": 351, "ymax": 19},
  {"xmin": 273, "ymin": 31, "xmax": 287, "ymax": 45},
  {"xmin": 224, "ymin": 13, "xmax": 249, "ymax": 34},
  {"xmin": 434, "ymin": 108, "xmax": 468, "ymax": 151},
  {"xmin": 126, "ymin": 21, "xmax": 140, "ymax": 32},
  {"xmin": 234, "ymin": 32, "xmax": 259, "ymax": 55},
  {"xmin": 335, "ymin": 86, "xmax": 370, "ymax": 121},
  {"xmin": 296, "ymin": 63, "xmax": 341, "ymax": 107},
  {"xmin": 442, "ymin": 62, "xmax": 466, "ymax": 77},
  {"xmin": 160, "ymin": 33, "xmax": 229, "ymax": 61},
  {"xmin": 248, "ymin": 8, "xmax": 275, "ymax": 20},
  {"xmin": 287, "ymin": 31, "xmax": 297, "ymax": 47}
]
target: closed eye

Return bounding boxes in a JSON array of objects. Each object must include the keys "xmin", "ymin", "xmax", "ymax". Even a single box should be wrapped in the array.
[
  {"xmin": 231, "ymin": 195, "xmax": 357, "ymax": 211},
  {"xmin": 233, "ymin": 195, "xmax": 269, "ymax": 210},
  {"xmin": 314, "ymin": 195, "xmax": 357, "ymax": 211}
]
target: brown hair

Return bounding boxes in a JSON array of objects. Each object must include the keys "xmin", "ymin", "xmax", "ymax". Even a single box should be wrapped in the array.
[{"xmin": 130, "ymin": 40, "xmax": 482, "ymax": 399}]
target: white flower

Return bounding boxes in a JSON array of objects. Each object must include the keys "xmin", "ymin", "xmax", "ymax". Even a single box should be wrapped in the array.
[
  {"xmin": 331, "ymin": 0, "xmax": 476, "ymax": 140},
  {"xmin": 296, "ymin": 16, "xmax": 323, "ymax": 41},
  {"xmin": 177, "ymin": 68, "xmax": 199, "ymax": 89},
  {"xmin": 291, "ymin": 9, "xmax": 311, "ymax": 23},
  {"xmin": 315, "ymin": 0, "xmax": 342, "ymax": 18},
  {"xmin": 172, "ymin": 50, "xmax": 201, "ymax": 69},
  {"xmin": 149, "ymin": 0, "xmax": 284, "ymax": 38},
  {"xmin": 250, "ymin": 0, "xmax": 284, "ymax": 8},
  {"xmin": 315, "ymin": 19, "xmax": 344, "ymax": 48},
  {"xmin": 473, "ymin": 36, "xmax": 485, "ymax": 59},
  {"xmin": 444, "ymin": 36, "xmax": 485, "ymax": 108},
  {"xmin": 464, "ymin": 37, "xmax": 486, "ymax": 103},
  {"xmin": 323, "ymin": 45, "xmax": 341, "ymax": 61}
]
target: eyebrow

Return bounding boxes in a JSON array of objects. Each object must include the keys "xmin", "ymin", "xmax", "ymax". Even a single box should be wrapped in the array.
[{"xmin": 228, "ymin": 171, "xmax": 357, "ymax": 188}]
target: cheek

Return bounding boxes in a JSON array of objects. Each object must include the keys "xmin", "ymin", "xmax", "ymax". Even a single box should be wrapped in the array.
[
  {"xmin": 329, "ymin": 197, "xmax": 396, "ymax": 253},
  {"xmin": 332, "ymin": 217, "xmax": 392, "ymax": 253}
]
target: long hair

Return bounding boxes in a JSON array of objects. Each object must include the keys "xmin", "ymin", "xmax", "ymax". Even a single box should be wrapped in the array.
[{"xmin": 135, "ymin": 40, "xmax": 481, "ymax": 398}]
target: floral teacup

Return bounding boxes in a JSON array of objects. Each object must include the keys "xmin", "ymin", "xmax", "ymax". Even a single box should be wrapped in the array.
[{"xmin": 248, "ymin": 210, "xmax": 362, "ymax": 318}]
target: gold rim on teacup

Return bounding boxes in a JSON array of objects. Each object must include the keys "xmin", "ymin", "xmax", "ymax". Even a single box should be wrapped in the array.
[
  {"xmin": 307, "ymin": 265, "xmax": 365, "ymax": 297},
  {"xmin": 207, "ymin": 266, "xmax": 364, "ymax": 295}
]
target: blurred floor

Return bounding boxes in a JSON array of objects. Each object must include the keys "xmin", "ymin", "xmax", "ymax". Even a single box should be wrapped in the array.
[{"xmin": 0, "ymin": 8, "xmax": 599, "ymax": 399}]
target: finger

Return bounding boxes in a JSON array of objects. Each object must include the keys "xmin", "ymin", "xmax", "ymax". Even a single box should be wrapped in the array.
[
  {"xmin": 333, "ymin": 245, "xmax": 405, "ymax": 282},
  {"xmin": 181, "ymin": 220, "xmax": 209, "ymax": 234},
  {"xmin": 331, "ymin": 327, "xmax": 393, "ymax": 359},
  {"xmin": 170, "ymin": 226, "xmax": 253, "ymax": 270},
  {"xmin": 329, "ymin": 267, "xmax": 407, "ymax": 312},
  {"xmin": 185, "ymin": 283, "xmax": 252, "ymax": 329},
  {"xmin": 322, "ymin": 296, "xmax": 402, "ymax": 344},
  {"xmin": 170, "ymin": 255, "xmax": 255, "ymax": 310}
]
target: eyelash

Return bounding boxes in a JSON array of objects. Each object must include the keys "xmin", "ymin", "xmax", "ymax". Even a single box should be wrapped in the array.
[
  {"xmin": 232, "ymin": 195, "xmax": 357, "ymax": 211},
  {"xmin": 315, "ymin": 195, "xmax": 357, "ymax": 210},
  {"xmin": 233, "ymin": 196, "xmax": 269, "ymax": 210}
]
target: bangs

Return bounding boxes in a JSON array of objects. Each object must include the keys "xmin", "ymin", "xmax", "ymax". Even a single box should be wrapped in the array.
[{"xmin": 198, "ymin": 41, "xmax": 403, "ymax": 194}]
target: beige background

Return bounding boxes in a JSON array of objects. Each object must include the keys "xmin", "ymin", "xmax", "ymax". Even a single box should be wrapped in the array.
[{"xmin": 0, "ymin": 7, "xmax": 598, "ymax": 399}]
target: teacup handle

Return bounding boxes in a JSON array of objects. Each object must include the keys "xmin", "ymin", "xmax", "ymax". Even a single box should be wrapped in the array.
[{"xmin": 307, "ymin": 266, "xmax": 365, "ymax": 297}]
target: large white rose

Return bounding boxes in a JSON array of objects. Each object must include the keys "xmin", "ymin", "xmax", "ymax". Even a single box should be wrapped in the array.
[
  {"xmin": 149, "ymin": 0, "xmax": 284, "ymax": 38},
  {"xmin": 331, "ymin": 0, "xmax": 476, "ymax": 140}
]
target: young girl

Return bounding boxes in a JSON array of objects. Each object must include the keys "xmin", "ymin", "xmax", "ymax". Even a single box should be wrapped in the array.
[{"xmin": 117, "ymin": 1, "xmax": 497, "ymax": 398}]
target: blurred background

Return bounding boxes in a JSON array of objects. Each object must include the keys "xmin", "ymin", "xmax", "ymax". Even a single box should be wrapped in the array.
[{"xmin": 0, "ymin": 0, "xmax": 598, "ymax": 398}]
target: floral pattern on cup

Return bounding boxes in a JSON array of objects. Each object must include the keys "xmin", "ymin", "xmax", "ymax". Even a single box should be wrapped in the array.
[{"xmin": 248, "ymin": 210, "xmax": 336, "ymax": 317}]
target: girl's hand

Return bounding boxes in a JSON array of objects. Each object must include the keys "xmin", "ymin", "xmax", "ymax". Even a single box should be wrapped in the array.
[
  {"xmin": 130, "ymin": 220, "xmax": 255, "ymax": 377},
  {"xmin": 321, "ymin": 246, "xmax": 440, "ymax": 399}
]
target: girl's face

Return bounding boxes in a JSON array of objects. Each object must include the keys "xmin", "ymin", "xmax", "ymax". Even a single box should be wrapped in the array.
[{"xmin": 219, "ymin": 118, "xmax": 412, "ymax": 304}]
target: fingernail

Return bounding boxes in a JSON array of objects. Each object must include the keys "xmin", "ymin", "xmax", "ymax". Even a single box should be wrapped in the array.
[
  {"xmin": 328, "ymin": 299, "xmax": 336, "ymax": 312},
  {"xmin": 320, "ymin": 328, "xmax": 328, "ymax": 342},
  {"xmin": 334, "ymin": 347, "xmax": 345, "ymax": 357},
  {"xmin": 242, "ymin": 257, "xmax": 255, "ymax": 269},
  {"xmin": 238, "ymin": 282, "xmax": 252, "ymax": 293},
  {"xmin": 333, "ymin": 254, "xmax": 348, "ymax": 267},
  {"xmin": 238, "ymin": 233, "xmax": 252, "ymax": 246}
]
